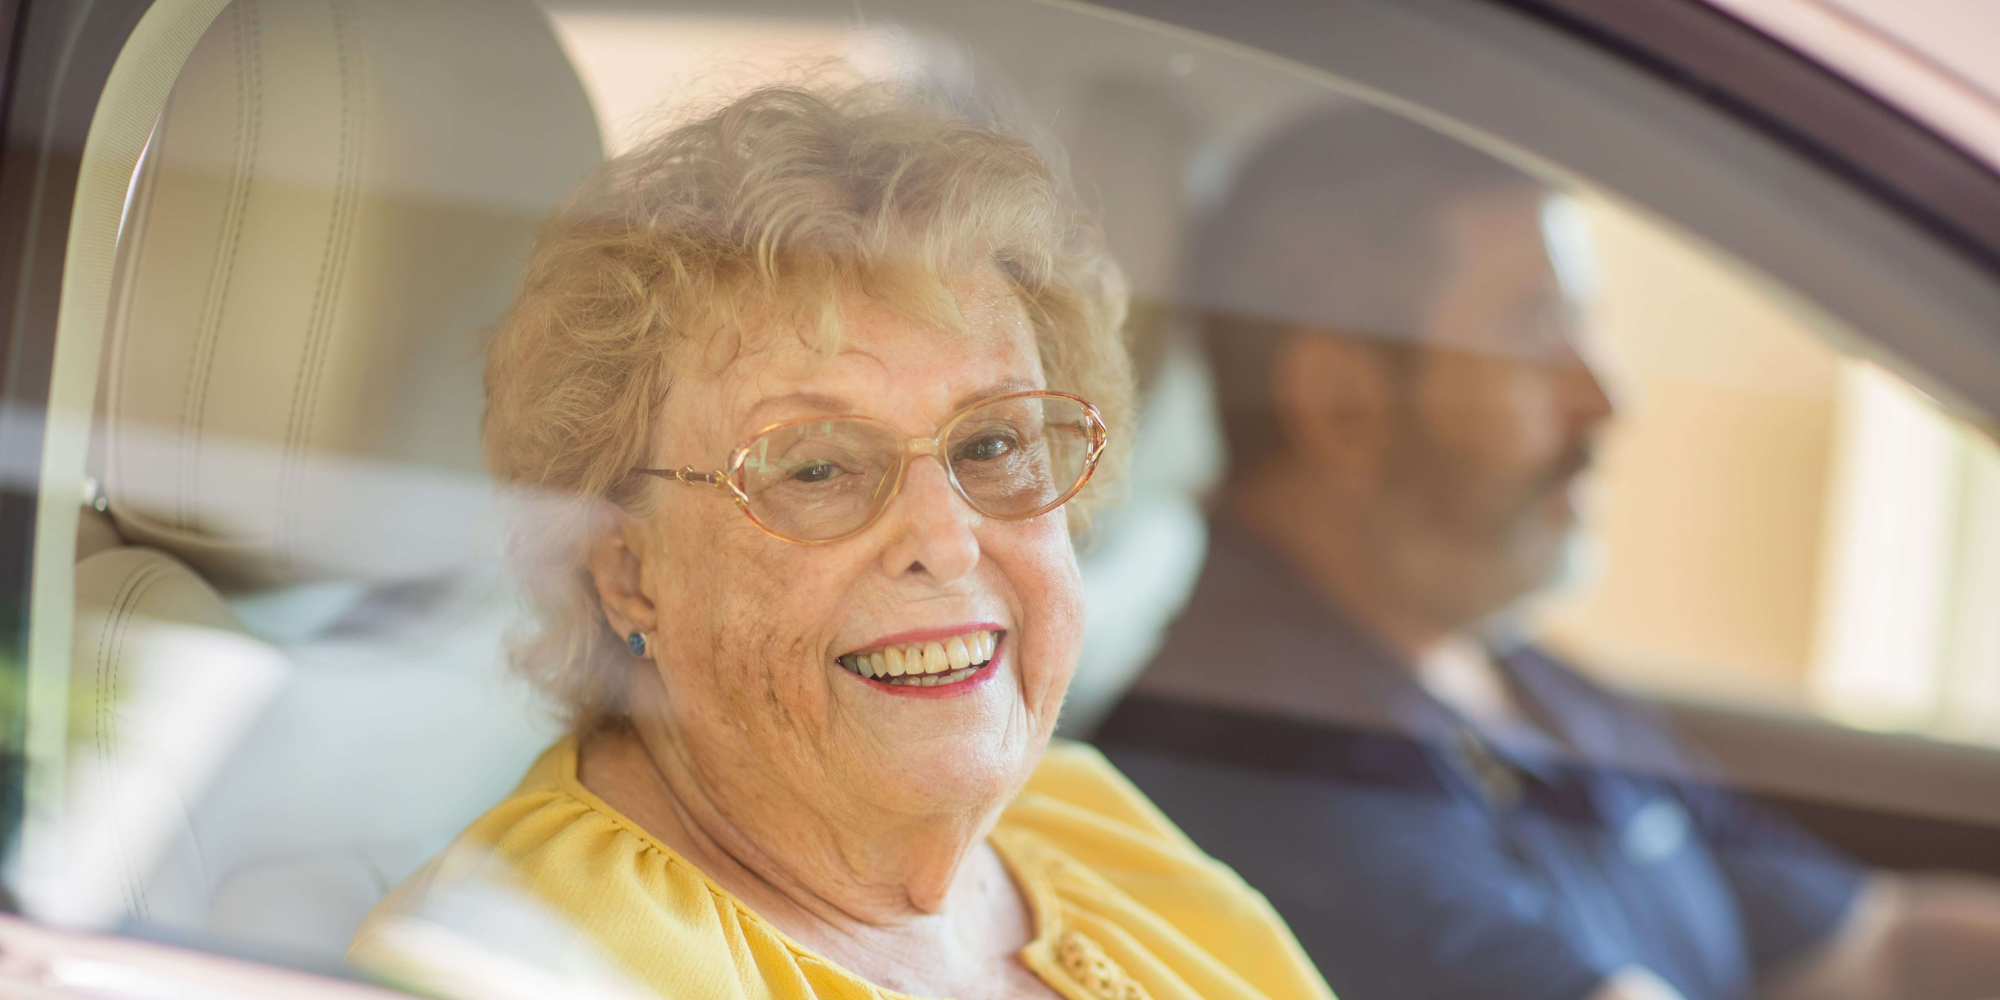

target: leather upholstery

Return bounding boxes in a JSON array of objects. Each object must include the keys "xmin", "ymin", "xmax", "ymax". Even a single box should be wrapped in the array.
[
  {"xmin": 67, "ymin": 0, "xmax": 599, "ymax": 956},
  {"xmin": 67, "ymin": 549, "xmax": 288, "ymax": 928},
  {"xmin": 103, "ymin": 0, "xmax": 601, "ymax": 588}
]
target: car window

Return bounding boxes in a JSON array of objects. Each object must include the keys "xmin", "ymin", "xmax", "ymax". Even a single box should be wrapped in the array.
[
  {"xmin": 1531, "ymin": 194, "xmax": 2000, "ymax": 742},
  {"xmin": 15, "ymin": 0, "xmax": 2000, "ymax": 996}
]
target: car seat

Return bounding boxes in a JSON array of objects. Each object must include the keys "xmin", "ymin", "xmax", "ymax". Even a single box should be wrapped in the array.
[{"xmin": 56, "ymin": 0, "xmax": 602, "ymax": 964}]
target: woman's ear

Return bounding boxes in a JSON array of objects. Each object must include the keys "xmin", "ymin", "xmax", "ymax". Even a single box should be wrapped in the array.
[
  {"xmin": 1268, "ymin": 333, "xmax": 1398, "ymax": 489},
  {"xmin": 586, "ymin": 509, "xmax": 659, "ymax": 640}
]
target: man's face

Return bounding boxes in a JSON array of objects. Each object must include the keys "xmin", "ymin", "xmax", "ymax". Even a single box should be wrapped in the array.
[{"xmin": 1366, "ymin": 187, "xmax": 1615, "ymax": 626}]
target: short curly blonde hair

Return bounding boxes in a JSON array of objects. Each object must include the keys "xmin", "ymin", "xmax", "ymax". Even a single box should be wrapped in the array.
[{"xmin": 483, "ymin": 85, "xmax": 1134, "ymax": 731}]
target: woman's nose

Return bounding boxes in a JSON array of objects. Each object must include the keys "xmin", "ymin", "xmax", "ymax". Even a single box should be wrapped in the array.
[{"xmin": 877, "ymin": 458, "xmax": 981, "ymax": 584}]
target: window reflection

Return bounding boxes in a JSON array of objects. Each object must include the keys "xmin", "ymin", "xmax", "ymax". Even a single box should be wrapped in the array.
[
  {"xmin": 34, "ymin": 0, "xmax": 2000, "ymax": 996},
  {"xmin": 1530, "ymin": 194, "xmax": 2000, "ymax": 745},
  {"xmin": 1090, "ymin": 104, "xmax": 2000, "ymax": 1000}
]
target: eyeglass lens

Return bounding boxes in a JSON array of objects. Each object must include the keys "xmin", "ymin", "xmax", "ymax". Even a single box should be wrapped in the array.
[{"xmin": 736, "ymin": 395, "xmax": 1095, "ymax": 542}]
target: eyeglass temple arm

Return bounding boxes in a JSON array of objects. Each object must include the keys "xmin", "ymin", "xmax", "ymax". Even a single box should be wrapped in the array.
[{"xmin": 637, "ymin": 466, "xmax": 728, "ymax": 488}]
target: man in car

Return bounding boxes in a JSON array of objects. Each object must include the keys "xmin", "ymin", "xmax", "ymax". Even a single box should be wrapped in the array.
[{"xmin": 1093, "ymin": 106, "xmax": 2000, "ymax": 1000}]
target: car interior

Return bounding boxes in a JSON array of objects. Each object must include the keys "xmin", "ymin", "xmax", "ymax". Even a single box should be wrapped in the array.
[
  {"xmin": 6, "ymin": 0, "xmax": 2000, "ymax": 990},
  {"xmin": 52, "ymin": 0, "xmax": 598, "ymax": 951}
]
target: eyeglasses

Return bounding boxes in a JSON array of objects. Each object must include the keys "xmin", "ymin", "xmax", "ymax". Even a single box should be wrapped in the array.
[{"xmin": 636, "ymin": 390, "xmax": 1108, "ymax": 545}]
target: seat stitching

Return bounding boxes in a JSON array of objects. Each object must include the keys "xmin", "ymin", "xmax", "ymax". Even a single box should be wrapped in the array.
[
  {"xmin": 96, "ymin": 558, "xmax": 176, "ymax": 922},
  {"xmin": 178, "ymin": 1, "xmax": 263, "ymax": 531},
  {"xmin": 279, "ymin": 0, "xmax": 365, "ymax": 575},
  {"xmin": 115, "ymin": 564, "xmax": 188, "ymax": 922},
  {"xmin": 95, "ymin": 561, "xmax": 164, "ymax": 790},
  {"xmin": 105, "ymin": 564, "xmax": 162, "ymax": 921}
]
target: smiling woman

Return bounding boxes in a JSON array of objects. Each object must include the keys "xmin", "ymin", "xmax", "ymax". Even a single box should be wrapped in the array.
[{"xmin": 344, "ymin": 84, "xmax": 1329, "ymax": 1000}]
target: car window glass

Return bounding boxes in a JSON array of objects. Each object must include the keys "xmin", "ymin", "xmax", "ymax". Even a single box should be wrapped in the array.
[
  {"xmin": 25, "ymin": 0, "xmax": 2000, "ymax": 994},
  {"xmin": 1531, "ymin": 194, "xmax": 2000, "ymax": 742}
]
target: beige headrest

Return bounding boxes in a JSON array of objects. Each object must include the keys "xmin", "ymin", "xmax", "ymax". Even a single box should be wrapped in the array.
[{"xmin": 103, "ymin": 0, "xmax": 601, "ymax": 588}]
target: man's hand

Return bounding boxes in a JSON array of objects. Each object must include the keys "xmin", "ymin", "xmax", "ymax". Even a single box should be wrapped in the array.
[
  {"xmin": 1766, "ymin": 873, "xmax": 2000, "ymax": 1000},
  {"xmin": 1589, "ymin": 966, "xmax": 1693, "ymax": 1000}
]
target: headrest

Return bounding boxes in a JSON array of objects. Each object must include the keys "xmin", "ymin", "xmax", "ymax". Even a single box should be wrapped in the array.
[{"xmin": 102, "ymin": 0, "xmax": 601, "ymax": 589}]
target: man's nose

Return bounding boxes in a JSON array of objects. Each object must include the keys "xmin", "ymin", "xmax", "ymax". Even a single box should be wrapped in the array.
[
  {"xmin": 1572, "ymin": 362, "xmax": 1617, "ymax": 430},
  {"xmin": 877, "ymin": 458, "xmax": 981, "ymax": 584},
  {"xmin": 1557, "ymin": 342, "xmax": 1618, "ymax": 431}
]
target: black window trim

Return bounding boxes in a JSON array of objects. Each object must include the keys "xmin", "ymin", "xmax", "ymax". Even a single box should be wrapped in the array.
[{"xmin": 1500, "ymin": 0, "xmax": 2000, "ymax": 281}]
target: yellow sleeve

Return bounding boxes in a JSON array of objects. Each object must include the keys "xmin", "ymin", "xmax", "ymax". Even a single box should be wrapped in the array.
[
  {"xmin": 350, "ymin": 741, "xmax": 869, "ymax": 1000},
  {"xmin": 1008, "ymin": 741, "xmax": 1337, "ymax": 1000}
]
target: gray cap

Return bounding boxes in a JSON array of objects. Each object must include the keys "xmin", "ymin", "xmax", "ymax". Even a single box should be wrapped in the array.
[{"xmin": 1190, "ymin": 105, "xmax": 1545, "ymax": 342}]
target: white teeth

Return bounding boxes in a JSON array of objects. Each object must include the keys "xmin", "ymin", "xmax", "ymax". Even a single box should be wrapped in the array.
[{"xmin": 838, "ymin": 629, "xmax": 1001, "ymax": 685}]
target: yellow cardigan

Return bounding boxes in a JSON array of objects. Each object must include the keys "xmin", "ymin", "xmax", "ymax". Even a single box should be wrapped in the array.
[{"xmin": 351, "ymin": 738, "xmax": 1333, "ymax": 1000}]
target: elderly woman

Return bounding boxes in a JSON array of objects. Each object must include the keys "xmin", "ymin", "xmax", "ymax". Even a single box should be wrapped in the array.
[{"xmin": 351, "ymin": 86, "xmax": 1327, "ymax": 1000}]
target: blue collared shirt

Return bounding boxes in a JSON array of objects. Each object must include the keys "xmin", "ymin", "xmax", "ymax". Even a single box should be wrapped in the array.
[{"xmin": 1095, "ymin": 523, "xmax": 1861, "ymax": 1000}]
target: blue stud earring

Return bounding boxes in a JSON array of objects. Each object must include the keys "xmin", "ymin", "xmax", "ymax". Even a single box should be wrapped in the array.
[{"xmin": 627, "ymin": 631, "xmax": 649, "ymax": 657}]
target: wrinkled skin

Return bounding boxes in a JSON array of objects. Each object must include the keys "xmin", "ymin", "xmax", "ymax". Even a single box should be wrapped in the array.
[{"xmin": 582, "ymin": 265, "xmax": 1078, "ymax": 999}]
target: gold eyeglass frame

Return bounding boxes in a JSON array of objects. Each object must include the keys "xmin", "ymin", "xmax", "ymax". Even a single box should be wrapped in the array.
[{"xmin": 634, "ymin": 390, "xmax": 1109, "ymax": 545}]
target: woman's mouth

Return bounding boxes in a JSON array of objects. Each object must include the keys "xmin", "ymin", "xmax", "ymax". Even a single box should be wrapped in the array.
[{"xmin": 837, "ymin": 629, "xmax": 1001, "ymax": 688}]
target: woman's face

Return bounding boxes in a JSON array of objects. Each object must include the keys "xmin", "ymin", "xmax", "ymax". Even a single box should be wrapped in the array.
[{"xmin": 623, "ymin": 265, "xmax": 1083, "ymax": 826}]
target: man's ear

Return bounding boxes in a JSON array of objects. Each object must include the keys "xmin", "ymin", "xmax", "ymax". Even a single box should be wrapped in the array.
[
  {"xmin": 1269, "ymin": 333, "xmax": 1398, "ymax": 487},
  {"xmin": 586, "ymin": 508, "xmax": 659, "ymax": 640}
]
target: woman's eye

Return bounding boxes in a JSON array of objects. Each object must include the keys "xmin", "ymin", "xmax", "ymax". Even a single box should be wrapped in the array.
[
  {"xmin": 956, "ymin": 433, "xmax": 1016, "ymax": 463},
  {"xmin": 790, "ymin": 460, "xmax": 842, "ymax": 483}
]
